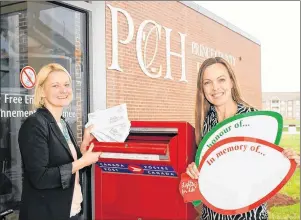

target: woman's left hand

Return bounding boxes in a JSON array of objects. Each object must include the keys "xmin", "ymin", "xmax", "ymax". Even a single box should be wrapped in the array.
[
  {"xmin": 282, "ymin": 148, "xmax": 300, "ymax": 168},
  {"xmin": 80, "ymin": 125, "xmax": 95, "ymax": 154}
]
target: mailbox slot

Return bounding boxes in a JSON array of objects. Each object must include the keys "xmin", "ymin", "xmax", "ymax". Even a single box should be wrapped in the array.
[{"xmin": 92, "ymin": 127, "xmax": 177, "ymax": 156}]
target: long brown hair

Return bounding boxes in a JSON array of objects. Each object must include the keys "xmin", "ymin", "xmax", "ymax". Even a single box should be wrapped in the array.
[{"xmin": 195, "ymin": 57, "xmax": 252, "ymax": 145}]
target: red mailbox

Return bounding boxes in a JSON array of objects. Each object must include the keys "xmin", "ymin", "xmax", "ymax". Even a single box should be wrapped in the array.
[{"xmin": 92, "ymin": 121, "xmax": 197, "ymax": 220}]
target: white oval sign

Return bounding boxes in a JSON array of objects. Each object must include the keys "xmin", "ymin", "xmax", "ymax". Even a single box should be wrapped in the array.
[
  {"xmin": 196, "ymin": 111, "xmax": 283, "ymax": 166},
  {"xmin": 197, "ymin": 137, "xmax": 296, "ymax": 215}
]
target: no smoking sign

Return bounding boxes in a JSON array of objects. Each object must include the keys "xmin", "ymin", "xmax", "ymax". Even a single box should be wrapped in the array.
[{"xmin": 20, "ymin": 66, "xmax": 36, "ymax": 89}]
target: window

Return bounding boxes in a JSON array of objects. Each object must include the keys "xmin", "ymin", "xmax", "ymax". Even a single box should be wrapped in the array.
[
  {"xmin": 272, "ymin": 107, "xmax": 280, "ymax": 112},
  {"xmin": 272, "ymin": 100, "xmax": 279, "ymax": 104}
]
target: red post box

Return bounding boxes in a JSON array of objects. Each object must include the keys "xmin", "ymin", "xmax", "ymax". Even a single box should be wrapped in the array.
[{"xmin": 92, "ymin": 121, "xmax": 197, "ymax": 220}]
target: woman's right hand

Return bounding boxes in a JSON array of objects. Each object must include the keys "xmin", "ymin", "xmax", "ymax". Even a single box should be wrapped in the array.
[
  {"xmin": 186, "ymin": 162, "xmax": 199, "ymax": 179},
  {"xmin": 81, "ymin": 143, "xmax": 101, "ymax": 167}
]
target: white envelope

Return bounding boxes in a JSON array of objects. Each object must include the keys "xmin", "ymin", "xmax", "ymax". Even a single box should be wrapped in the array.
[{"xmin": 85, "ymin": 103, "xmax": 131, "ymax": 142}]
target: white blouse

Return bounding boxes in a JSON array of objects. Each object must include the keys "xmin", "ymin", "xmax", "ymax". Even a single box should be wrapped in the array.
[{"xmin": 58, "ymin": 121, "xmax": 83, "ymax": 217}]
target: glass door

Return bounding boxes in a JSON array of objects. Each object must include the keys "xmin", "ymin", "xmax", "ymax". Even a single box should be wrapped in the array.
[{"xmin": 0, "ymin": 1, "xmax": 88, "ymax": 219}]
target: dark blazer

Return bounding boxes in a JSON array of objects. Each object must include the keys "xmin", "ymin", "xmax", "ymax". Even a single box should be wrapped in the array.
[{"xmin": 18, "ymin": 107, "xmax": 83, "ymax": 220}]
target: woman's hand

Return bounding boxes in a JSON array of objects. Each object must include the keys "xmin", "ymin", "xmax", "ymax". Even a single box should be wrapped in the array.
[
  {"xmin": 282, "ymin": 148, "xmax": 300, "ymax": 168},
  {"xmin": 80, "ymin": 125, "xmax": 95, "ymax": 154},
  {"xmin": 72, "ymin": 142, "xmax": 101, "ymax": 173},
  {"xmin": 186, "ymin": 162, "xmax": 199, "ymax": 179},
  {"xmin": 81, "ymin": 143, "xmax": 101, "ymax": 167}
]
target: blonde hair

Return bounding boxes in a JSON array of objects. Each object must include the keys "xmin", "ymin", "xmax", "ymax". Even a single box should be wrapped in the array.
[
  {"xmin": 195, "ymin": 57, "xmax": 252, "ymax": 145},
  {"xmin": 33, "ymin": 63, "xmax": 71, "ymax": 109}
]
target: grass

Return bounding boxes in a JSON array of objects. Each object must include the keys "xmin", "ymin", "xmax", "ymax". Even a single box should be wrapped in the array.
[
  {"xmin": 269, "ymin": 203, "xmax": 300, "ymax": 220},
  {"xmin": 282, "ymin": 120, "xmax": 300, "ymax": 132},
  {"xmin": 279, "ymin": 134, "xmax": 300, "ymax": 152},
  {"xmin": 268, "ymin": 134, "xmax": 300, "ymax": 220},
  {"xmin": 279, "ymin": 167, "xmax": 300, "ymax": 199},
  {"xmin": 283, "ymin": 119, "xmax": 300, "ymax": 126}
]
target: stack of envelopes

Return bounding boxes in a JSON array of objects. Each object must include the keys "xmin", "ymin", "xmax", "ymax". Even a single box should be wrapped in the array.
[{"xmin": 85, "ymin": 103, "xmax": 131, "ymax": 142}]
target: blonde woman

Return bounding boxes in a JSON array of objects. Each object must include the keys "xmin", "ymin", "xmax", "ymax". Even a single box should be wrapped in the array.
[
  {"xmin": 186, "ymin": 57, "xmax": 300, "ymax": 220},
  {"xmin": 18, "ymin": 63, "xmax": 101, "ymax": 220}
]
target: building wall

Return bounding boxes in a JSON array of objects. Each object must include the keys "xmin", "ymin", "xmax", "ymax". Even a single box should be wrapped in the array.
[
  {"xmin": 105, "ymin": 1, "xmax": 262, "ymax": 126},
  {"xmin": 262, "ymin": 92, "xmax": 300, "ymax": 120}
]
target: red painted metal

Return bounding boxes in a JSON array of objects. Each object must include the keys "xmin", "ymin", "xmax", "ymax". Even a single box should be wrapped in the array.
[
  {"xmin": 92, "ymin": 141, "xmax": 168, "ymax": 155},
  {"xmin": 93, "ymin": 121, "xmax": 197, "ymax": 220}
]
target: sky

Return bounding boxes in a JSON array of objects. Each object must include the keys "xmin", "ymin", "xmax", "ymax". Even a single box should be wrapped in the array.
[{"xmin": 194, "ymin": 1, "xmax": 300, "ymax": 93}]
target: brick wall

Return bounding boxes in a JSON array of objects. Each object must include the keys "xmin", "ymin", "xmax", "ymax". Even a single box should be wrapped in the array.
[{"xmin": 106, "ymin": 1, "xmax": 262, "ymax": 126}]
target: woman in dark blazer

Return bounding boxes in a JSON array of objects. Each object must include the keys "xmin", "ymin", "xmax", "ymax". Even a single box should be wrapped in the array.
[{"xmin": 18, "ymin": 63, "xmax": 101, "ymax": 220}]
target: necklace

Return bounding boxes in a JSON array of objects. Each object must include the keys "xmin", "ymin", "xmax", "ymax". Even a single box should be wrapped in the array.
[{"xmin": 59, "ymin": 119, "xmax": 71, "ymax": 143}]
